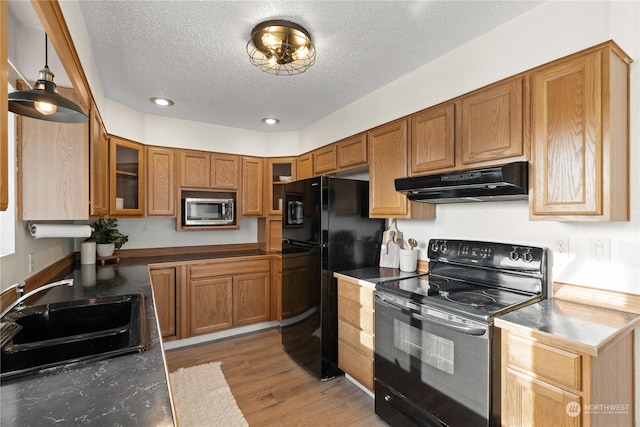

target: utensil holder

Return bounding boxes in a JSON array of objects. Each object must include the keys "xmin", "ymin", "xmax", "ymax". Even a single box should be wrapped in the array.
[{"xmin": 399, "ymin": 249, "xmax": 418, "ymax": 272}]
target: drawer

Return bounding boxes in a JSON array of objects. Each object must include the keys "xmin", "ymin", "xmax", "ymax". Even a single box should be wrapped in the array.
[
  {"xmin": 338, "ymin": 296, "xmax": 374, "ymax": 334},
  {"xmin": 507, "ymin": 333, "xmax": 582, "ymax": 391},
  {"xmin": 338, "ymin": 338, "xmax": 374, "ymax": 391},
  {"xmin": 338, "ymin": 319, "xmax": 374, "ymax": 357},
  {"xmin": 190, "ymin": 258, "xmax": 270, "ymax": 279},
  {"xmin": 337, "ymin": 279, "xmax": 374, "ymax": 309}
]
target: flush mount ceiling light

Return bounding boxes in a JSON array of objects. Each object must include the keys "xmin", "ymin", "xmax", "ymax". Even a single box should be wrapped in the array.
[
  {"xmin": 247, "ymin": 20, "xmax": 316, "ymax": 76},
  {"xmin": 149, "ymin": 97, "xmax": 175, "ymax": 106},
  {"xmin": 261, "ymin": 117, "xmax": 280, "ymax": 125},
  {"xmin": 8, "ymin": 34, "xmax": 88, "ymax": 123}
]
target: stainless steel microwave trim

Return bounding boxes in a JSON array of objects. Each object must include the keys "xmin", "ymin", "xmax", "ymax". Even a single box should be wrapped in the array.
[
  {"xmin": 182, "ymin": 197, "xmax": 235, "ymax": 226},
  {"xmin": 394, "ymin": 161, "xmax": 528, "ymax": 203}
]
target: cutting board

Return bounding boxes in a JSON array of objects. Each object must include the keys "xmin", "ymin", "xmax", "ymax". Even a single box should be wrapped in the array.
[{"xmin": 379, "ymin": 230, "xmax": 400, "ymax": 268}]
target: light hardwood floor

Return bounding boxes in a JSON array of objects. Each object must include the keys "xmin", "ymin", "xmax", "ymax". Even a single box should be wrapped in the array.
[{"xmin": 165, "ymin": 328, "xmax": 387, "ymax": 427}]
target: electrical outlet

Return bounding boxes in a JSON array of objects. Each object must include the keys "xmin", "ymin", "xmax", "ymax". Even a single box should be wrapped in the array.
[
  {"xmin": 589, "ymin": 237, "xmax": 611, "ymax": 262},
  {"xmin": 28, "ymin": 253, "xmax": 34, "ymax": 273},
  {"xmin": 553, "ymin": 236, "xmax": 569, "ymax": 254}
]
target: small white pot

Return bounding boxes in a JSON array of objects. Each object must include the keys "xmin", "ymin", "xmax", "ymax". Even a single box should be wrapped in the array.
[{"xmin": 96, "ymin": 243, "xmax": 115, "ymax": 257}]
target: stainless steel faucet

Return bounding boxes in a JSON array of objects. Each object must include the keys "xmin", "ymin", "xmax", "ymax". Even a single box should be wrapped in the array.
[{"xmin": 0, "ymin": 279, "xmax": 74, "ymax": 320}]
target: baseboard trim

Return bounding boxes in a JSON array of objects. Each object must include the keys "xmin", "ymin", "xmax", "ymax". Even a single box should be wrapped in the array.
[
  {"xmin": 345, "ymin": 373, "xmax": 375, "ymax": 399},
  {"xmin": 163, "ymin": 321, "xmax": 280, "ymax": 350}
]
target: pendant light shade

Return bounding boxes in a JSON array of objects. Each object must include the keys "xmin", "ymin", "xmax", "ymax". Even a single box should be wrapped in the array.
[{"xmin": 8, "ymin": 34, "xmax": 88, "ymax": 123}]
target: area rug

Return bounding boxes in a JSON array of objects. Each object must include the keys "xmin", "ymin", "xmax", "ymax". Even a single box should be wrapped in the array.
[{"xmin": 169, "ymin": 362, "xmax": 249, "ymax": 427}]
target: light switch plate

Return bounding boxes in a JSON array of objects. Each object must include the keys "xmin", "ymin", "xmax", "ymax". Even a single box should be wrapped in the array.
[{"xmin": 589, "ymin": 237, "xmax": 611, "ymax": 262}]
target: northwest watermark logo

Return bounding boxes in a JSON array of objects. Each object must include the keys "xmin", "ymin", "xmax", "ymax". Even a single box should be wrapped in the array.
[
  {"xmin": 566, "ymin": 402, "xmax": 630, "ymax": 417},
  {"xmin": 566, "ymin": 402, "xmax": 581, "ymax": 417}
]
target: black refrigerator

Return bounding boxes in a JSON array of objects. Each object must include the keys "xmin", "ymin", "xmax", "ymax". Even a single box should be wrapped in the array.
[{"xmin": 281, "ymin": 176, "xmax": 385, "ymax": 380}]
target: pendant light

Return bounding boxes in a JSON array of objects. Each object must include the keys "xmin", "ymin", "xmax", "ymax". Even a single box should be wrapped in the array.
[
  {"xmin": 247, "ymin": 20, "xmax": 316, "ymax": 76},
  {"xmin": 8, "ymin": 34, "xmax": 88, "ymax": 123}
]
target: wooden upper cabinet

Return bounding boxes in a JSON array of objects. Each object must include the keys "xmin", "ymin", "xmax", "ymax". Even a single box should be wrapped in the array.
[
  {"xmin": 1, "ymin": 0, "xmax": 8, "ymax": 212},
  {"xmin": 146, "ymin": 146, "xmax": 175, "ymax": 216},
  {"xmin": 368, "ymin": 119, "xmax": 435, "ymax": 219},
  {"xmin": 89, "ymin": 104, "xmax": 109, "ymax": 217},
  {"xmin": 178, "ymin": 149, "xmax": 210, "ymax": 188},
  {"xmin": 530, "ymin": 42, "xmax": 631, "ymax": 221},
  {"xmin": 337, "ymin": 133, "xmax": 368, "ymax": 170},
  {"xmin": 178, "ymin": 149, "xmax": 239, "ymax": 191},
  {"xmin": 459, "ymin": 76, "xmax": 525, "ymax": 166},
  {"xmin": 266, "ymin": 157, "xmax": 296, "ymax": 215},
  {"xmin": 410, "ymin": 102, "xmax": 456, "ymax": 175},
  {"xmin": 18, "ymin": 86, "xmax": 89, "ymax": 220},
  {"xmin": 241, "ymin": 156, "xmax": 264, "ymax": 216},
  {"xmin": 297, "ymin": 153, "xmax": 313, "ymax": 180},
  {"xmin": 109, "ymin": 135, "xmax": 145, "ymax": 217},
  {"xmin": 313, "ymin": 144, "xmax": 337, "ymax": 175},
  {"xmin": 211, "ymin": 153, "xmax": 239, "ymax": 190}
]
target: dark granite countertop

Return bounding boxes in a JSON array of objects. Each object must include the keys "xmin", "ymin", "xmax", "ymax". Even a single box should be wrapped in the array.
[
  {"xmin": 495, "ymin": 298, "xmax": 640, "ymax": 356},
  {"xmin": 334, "ymin": 266, "xmax": 429, "ymax": 289},
  {"xmin": 0, "ymin": 249, "xmax": 277, "ymax": 426},
  {"xmin": 1, "ymin": 261, "xmax": 174, "ymax": 426}
]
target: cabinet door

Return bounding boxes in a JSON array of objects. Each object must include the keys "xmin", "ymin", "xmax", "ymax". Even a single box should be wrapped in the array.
[
  {"xmin": 178, "ymin": 149, "xmax": 210, "ymax": 188},
  {"xmin": 89, "ymin": 104, "xmax": 109, "ymax": 217},
  {"xmin": 233, "ymin": 273, "xmax": 270, "ymax": 326},
  {"xmin": 503, "ymin": 368, "xmax": 581, "ymax": 427},
  {"xmin": 459, "ymin": 76, "xmax": 524, "ymax": 166},
  {"xmin": 337, "ymin": 133, "xmax": 368, "ymax": 170},
  {"xmin": 410, "ymin": 103, "xmax": 456, "ymax": 175},
  {"xmin": 149, "ymin": 267, "xmax": 177, "ymax": 339},
  {"xmin": 211, "ymin": 153, "xmax": 239, "ymax": 190},
  {"xmin": 19, "ymin": 86, "xmax": 89, "ymax": 220},
  {"xmin": 297, "ymin": 153, "xmax": 313, "ymax": 180},
  {"xmin": 189, "ymin": 276, "xmax": 233, "ymax": 335},
  {"xmin": 368, "ymin": 119, "xmax": 410, "ymax": 218},
  {"xmin": 241, "ymin": 156, "xmax": 264, "ymax": 216},
  {"xmin": 146, "ymin": 146, "xmax": 175, "ymax": 216},
  {"xmin": 531, "ymin": 51, "xmax": 600, "ymax": 216},
  {"xmin": 109, "ymin": 136, "xmax": 145, "ymax": 216},
  {"xmin": 313, "ymin": 144, "xmax": 337, "ymax": 175}
]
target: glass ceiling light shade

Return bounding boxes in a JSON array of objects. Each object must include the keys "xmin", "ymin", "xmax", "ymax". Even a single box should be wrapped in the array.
[
  {"xmin": 247, "ymin": 20, "xmax": 316, "ymax": 76},
  {"xmin": 8, "ymin": 34, "xmax": 88, "ymax": 123}
]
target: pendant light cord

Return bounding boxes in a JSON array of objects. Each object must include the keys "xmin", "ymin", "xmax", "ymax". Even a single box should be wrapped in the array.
[{"xmin": 44, "ymin": 33, "xmax": 48, "ymax": 68}]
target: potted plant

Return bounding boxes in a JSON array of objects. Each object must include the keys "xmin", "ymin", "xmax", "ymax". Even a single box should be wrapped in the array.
[{"xmin": 90, "ymin": 219, "xmax": 128, "ymax": 257}]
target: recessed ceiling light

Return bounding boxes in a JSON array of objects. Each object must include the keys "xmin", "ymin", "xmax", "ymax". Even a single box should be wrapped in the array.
[
  {"xmin": 149, "ymin": 97, "xmax": 174, "ymax": 106},
  {"xmin": 261, "ymin": 117, "xmax": 280, "ymax": 125}
]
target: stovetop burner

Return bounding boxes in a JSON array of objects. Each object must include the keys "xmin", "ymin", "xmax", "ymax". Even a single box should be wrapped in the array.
[{"xmin": 444, "ymin": 292, "xmax": 496, "ymax": 307}]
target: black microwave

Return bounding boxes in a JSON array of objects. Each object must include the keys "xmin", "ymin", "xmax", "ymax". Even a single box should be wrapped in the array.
[{"xmin": 182, "ymin": 197, "xmax": 234, "ymax": 226}]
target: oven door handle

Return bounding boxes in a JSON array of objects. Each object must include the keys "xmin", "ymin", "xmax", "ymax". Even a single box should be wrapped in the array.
[{"xmin": 376, "ymin": 296, "xmax": 487, "ymax": 336}]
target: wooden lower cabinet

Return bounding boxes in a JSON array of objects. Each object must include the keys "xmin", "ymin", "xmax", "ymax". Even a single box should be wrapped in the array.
[
  {"xmin": 500, "ymin": 328, "xmax": 634, "ymax": 427},
  {"xmin": 148, "ymin": 266, "xmax": 177, "ymax": 340},
  {"xmin": 337, "ymin": 278, "xmax": 375, "ymax": 392},
  {"xmin": 187, "ymin": 257, "xmax": 271, "ymax": 337}
]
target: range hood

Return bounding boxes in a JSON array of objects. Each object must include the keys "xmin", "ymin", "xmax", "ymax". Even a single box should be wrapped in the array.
[{"xmin": 395, "ymin": 161, "xmax": 528, "ymax": 203}]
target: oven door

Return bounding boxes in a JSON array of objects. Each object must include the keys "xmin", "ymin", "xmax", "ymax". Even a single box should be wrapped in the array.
[{"xmin": 374, "ymin": 291, "xmax": 491, "ymax": 427}]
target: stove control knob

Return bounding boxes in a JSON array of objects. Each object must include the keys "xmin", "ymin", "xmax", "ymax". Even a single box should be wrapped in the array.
[
  {"xmin": 441, "ymin": 243, "xmax": 448, "ymax": 253},
  {"xmin": 509, "ymin": 250, "xmax": 520, "ymax": 261},
  {"xmin": 523, "ymin": 250, "xmax": 534, "ymax": 263},
  {"xmin": 430, "ymin": 241, "xmax": 440, "ymax": 252}
]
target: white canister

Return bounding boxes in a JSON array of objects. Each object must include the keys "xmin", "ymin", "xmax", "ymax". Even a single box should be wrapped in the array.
[
  {"xmin": 399, "ymin": 249, "xmax": 418, "ymax": 272},
  {"xmin": 80, "ymin": 240, "xmax": 96, "ymax": 265}
]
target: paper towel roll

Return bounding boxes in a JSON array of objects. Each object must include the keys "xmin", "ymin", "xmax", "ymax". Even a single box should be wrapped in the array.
[{"xmin": 29, "ymin": 224, "xmax": 92, "ymax": 239}]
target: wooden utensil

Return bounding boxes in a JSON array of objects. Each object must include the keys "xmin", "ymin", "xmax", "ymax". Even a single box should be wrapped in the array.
[{"xmin": 408, "ymin": 238, "xmax": 418, "ymax": 250}]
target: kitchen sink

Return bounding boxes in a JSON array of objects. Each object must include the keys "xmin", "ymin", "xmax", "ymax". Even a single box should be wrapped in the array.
[{"xmin": 1, "ymin": 294, "xmax": 146, "ymax": 380}]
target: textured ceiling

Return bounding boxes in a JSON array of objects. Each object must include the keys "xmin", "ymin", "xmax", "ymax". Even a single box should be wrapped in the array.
[{"xmin": 69, "ymin": 1, "xmax": 542, "ymax": 132}]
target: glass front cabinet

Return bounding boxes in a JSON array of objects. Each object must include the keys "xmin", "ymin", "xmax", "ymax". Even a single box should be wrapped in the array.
[{"xmin": 109, "ymin": 135, "xmax": 145, "ymax": 216}]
